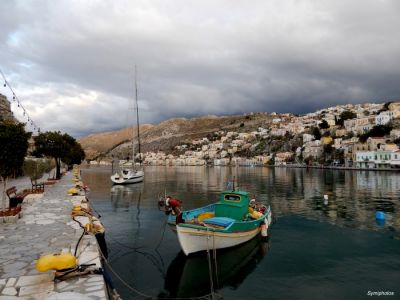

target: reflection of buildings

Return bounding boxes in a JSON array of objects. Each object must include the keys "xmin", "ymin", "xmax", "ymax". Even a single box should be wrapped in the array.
[
  {"xmin": 356, "ymin": 172, "xmax": 400, "ymax": 190},
  {"xmin": 268, "ymin": 168, "xmax": 323, "ymax": 217},
  {"xmin": 267, "ymin": 168, "xmax": 400, "ymax": 230},
  {"xmin": 83, "ymin": 166, "xmax": 400, "ymax": 233}
]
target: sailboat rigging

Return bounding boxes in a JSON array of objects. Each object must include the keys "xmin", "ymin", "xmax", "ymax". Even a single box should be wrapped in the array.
[{"xmin": 110, "ymin": 66, "xmax": 145, "ymax": 184}]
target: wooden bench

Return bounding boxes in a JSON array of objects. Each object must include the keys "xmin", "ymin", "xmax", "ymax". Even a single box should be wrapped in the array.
[
  {"xmin": 6, "ymin": 186, "xmax": 30, "ymax": 208},
  {"xmin": 31, "ymin": 178, "xmax": 45, "ymax": 193}
]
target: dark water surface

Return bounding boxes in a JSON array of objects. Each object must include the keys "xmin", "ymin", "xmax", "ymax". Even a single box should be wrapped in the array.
[{"xmin": 81, "ymin": 166, "xmax": 400, "ymax": 300}]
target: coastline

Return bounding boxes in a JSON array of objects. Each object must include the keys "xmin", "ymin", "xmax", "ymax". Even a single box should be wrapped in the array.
[
  {"xmin": 271, "ymin": 164, "xmax": 400, "ymax": 172},
  {"xmin": 87, "ymin": 160, "xmax": 400, "ymax": 172}
]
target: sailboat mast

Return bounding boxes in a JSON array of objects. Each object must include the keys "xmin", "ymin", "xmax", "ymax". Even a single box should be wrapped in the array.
[{"xmin": 135, "ymin": 65, "xmax": 141, "ymax": 160}]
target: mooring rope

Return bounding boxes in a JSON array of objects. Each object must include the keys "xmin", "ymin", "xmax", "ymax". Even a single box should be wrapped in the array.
[
  {"xmin": 83, "ymin": 189, "xmax": 221, "ymax": 299},
  {"xmin": 205, "ymin": 228, "xmax": 215, "ymax": 299},
  {"xmin": 155, "ymin": 218, "xmax": 168, "ymax": 250},
  {"xmin": 212, "ymin": 233, "xmax": 220, "ymax": 291},
  {"xmin": 104, "ymin": 222, "xmax": 167, "ymax": 278},
  {"xmin": 72, "ymin": 216, "xmax": 86, "ymax": 257},
  {"xmin": 97, "ymin": 243, "xmax": 218, "ymax": 300}
]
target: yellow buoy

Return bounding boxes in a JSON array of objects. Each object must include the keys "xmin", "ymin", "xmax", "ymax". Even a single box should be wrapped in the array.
[
  {"xmin": 67, "ymin": 188, "xmax": 79, "ymax": 195},
  {"xmin": 85, "ymin": 223, "xmax": 93, "ymax": 232},
  {"xmin": 249, "ymin": 210, "xmax": 263, "ymax": 219},
  {"xmin": 36, "ymin": 253, "xmax": 77, "ymax": 272}
]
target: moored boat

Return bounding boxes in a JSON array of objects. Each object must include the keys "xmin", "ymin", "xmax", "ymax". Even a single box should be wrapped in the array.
[
  {"xmin": 165, "ymin": 190, "xmax": 272, "ymax": 255},
  {"xmin": 110, "ymin": 66, "xmax": 144, "ymax": 185},
  {"xmin": 111, "ymin": 169, "xmax": 144, "ymax": 184}
]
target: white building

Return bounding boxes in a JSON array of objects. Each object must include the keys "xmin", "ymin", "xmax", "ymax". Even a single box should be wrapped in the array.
[
  {"xmin": 214, "ymin": 158, "xmax": 230, "ymax": 166},
  {"xmin": 355, "ymin": 151, "xmax": 376, "ymax": 168},
  {"xmin": 390, "ymin": 150, "xmax": 400, "ymax": 168},
  {"xmin": 334, "ymin": 138, "xmax": 342, "ymax": 149},
  {"xmin": 375, "ymin": 111, "xmax": 394, "ymax": 125},
  {"xmin": 270, "ymin": 128, "xmax": 287, "ymax": 136},
  {"xmin": 344, "ymin": 116, "xmax": 375, "ymax": 134},
  {"xmin": 303, "ymin": 134, "xmax": 315, "ymax": 143},
  {"xmin": 231, "ymin": 139, "xmax": 245, "ymax": 147},
  {"xmin": 272, "ymin": 118, "xmax": 282, "ymax": 124},
  {"xmin": 323, "ymin": 114, "xmax": 336, "ymax": 126},
  {"xmin": 355, "ymin": 150, "xmax": 398, "ymax": 169},
  {"xmin": 287, "ymin": 122, "xmax": 305, "ymax": 134},
  {"xmin": 390, "ymin": 129, "xmax": 400, "ymax": 139},
  {"xmin": 303, "ymin": 141, "xmax": 323, "ymax": 159}
]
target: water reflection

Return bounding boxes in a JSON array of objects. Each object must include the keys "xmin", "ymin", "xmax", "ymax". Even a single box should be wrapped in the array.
[
  {"xmin": 110, "ymin": 183, "xmax": 144, "ymax": 211},
  {"xmin": 159, "ymin": 237, "xmax": 269, "ymax": 299},
  {"xmin": 248, "ymin": 168, "xmax": 400, "ymax": 230},
  {"xmin": 81, "ymin": 166, "xmax": 400, "ymax": 299},
  {"xmin": 84, "ymin": 166, "xmax": 400, "ymax": 231}
]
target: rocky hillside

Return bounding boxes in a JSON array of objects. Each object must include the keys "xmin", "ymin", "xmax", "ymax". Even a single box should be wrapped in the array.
[
  {"xmin": 78, "ymin": 124, "xmax": 154, "ymax": 160},
  {"xmin": 78, "ymin": 113, "xmax": 273, "ymax": 160}
]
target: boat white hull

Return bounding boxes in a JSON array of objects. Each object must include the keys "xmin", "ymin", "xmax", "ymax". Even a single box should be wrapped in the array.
[
  {"xmin": 176, "ymin": 225, "xmax": 261, "ymax": 255},
  {"xmin": 110, "ymin": 170, "xmax": 144, "ymax": 184}
]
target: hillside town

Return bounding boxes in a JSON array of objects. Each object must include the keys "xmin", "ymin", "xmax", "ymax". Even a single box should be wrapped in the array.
[
  {"xmin": 5, "ymin": 90, "xmax": 400, "ymax": 170},
  {"xmin": 89, "ymin": 101, "xmax": 400, "ymax": 170}
]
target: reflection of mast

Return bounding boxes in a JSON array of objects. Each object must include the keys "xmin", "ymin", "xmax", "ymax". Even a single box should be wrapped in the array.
[
  {"xmin": 136, "ymin": 192, "xmax": 141, "ymax": 229},
  {"xmin": 110, "ymin": 188, "xmax": 123, "ymax": 212},
  {"xmin": 133, "ymin": 191, "xmax": 142, "ymax": 262}
]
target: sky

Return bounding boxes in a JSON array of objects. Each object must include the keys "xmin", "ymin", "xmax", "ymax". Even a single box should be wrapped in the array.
[{"xmin": 1, "ymin": 0, "xmax": 400, "ymax": 137}]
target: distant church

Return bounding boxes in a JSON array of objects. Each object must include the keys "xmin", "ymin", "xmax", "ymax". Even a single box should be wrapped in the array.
[{"xmin": 0, "ymin": 93, "xmax": 15, "ymax": 122}]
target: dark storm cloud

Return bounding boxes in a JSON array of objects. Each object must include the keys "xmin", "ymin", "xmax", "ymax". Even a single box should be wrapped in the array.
[{"xmin": 1, "ymin": 0, "xmax": 400, "ymax": 137}]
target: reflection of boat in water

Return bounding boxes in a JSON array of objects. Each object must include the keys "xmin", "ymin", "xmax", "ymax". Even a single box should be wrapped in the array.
[
  {"xmin": 110, "ymin": 183, "xmax": 143, "ymax": 209},
  {"xmin": 110, "ymin": 183, "xmax": 143, "ymax": 194},
  {"xmin": 160, "ymin": 236, "xmax": 269, "ymax": 298}
]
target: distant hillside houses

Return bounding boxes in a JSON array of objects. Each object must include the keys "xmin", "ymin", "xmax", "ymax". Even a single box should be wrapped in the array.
[{"xmin": 88, "ymin": 101, "xmax": 400, "ymax": 170}]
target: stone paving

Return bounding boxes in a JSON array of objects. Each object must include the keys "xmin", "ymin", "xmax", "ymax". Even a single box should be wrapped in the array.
[{"xmin": 0, "ymin": 172, "xmax": 108, "ymax": 299}]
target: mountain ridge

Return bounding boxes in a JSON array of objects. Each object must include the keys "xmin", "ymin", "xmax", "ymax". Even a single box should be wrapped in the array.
[{"xmin": 78, "ymin": 113, "xmax": 272, "ymax": 160}]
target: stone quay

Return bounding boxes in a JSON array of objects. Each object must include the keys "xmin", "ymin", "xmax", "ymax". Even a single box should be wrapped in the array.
[{"xmin": 0, "ymin": 170, "xmax": 109, "ymax": 299}]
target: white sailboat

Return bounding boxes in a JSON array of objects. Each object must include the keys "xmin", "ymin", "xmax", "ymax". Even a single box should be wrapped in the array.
[{"xmin": 111, "ymin": 67, "xmax": 145, "ymax": 185}]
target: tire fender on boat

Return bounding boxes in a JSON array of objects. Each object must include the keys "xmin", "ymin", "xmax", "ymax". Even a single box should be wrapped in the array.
[{"xmin": 261, "ymin": 218, "xmax": 268, "ymax": 237}]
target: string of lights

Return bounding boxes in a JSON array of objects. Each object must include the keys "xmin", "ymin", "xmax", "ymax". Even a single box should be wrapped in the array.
[{"xmin": 0, "ymin": 68, "xmax": 40, "ymax": 134}]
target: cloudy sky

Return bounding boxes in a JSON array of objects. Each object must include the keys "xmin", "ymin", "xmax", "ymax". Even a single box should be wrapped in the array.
[{"xmin": 1, "ymin": 0, "xmax": 400, "ymax": 137}]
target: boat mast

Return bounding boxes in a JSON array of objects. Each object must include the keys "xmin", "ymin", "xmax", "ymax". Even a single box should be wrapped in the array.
[{"xmin": 135, "ymin": 65, "xmax": 141, "ymax": 162}]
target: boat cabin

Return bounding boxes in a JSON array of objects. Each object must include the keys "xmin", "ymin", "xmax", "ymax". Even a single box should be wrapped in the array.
[{"xmin": 214, "ymin": 190, "xmax": 250, "ymax": 221}]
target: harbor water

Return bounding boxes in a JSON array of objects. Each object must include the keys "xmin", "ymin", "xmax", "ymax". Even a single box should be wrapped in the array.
[{"xmin": 81, "ymin": 166, "xmax": 400, "ymax": 300}]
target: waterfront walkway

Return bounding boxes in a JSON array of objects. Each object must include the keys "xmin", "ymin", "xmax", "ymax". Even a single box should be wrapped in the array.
[{"xmin": 0, "ymin": 172, "xmax": 108, "ymax": 299}]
